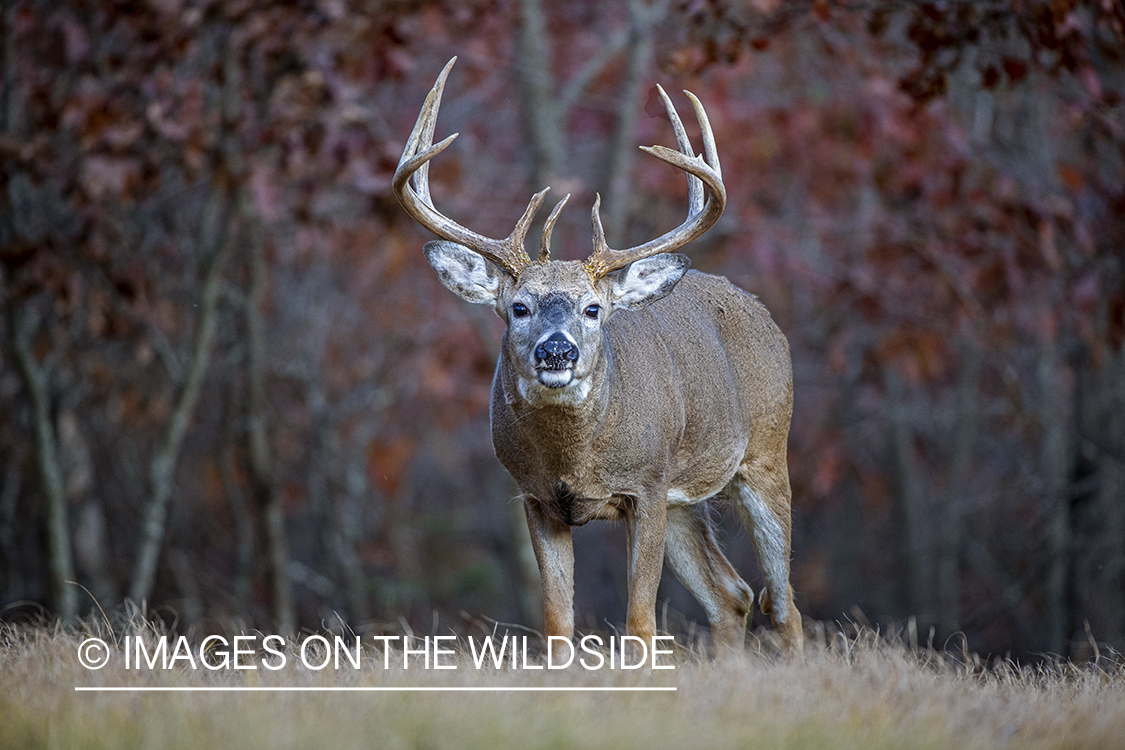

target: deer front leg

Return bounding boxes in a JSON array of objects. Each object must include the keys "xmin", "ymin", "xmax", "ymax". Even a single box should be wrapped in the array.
[
  {"xmin": 624, "ymin": 495, "xmax": 667, "ymax": 643},
  {"xmin": 523, "ymin": 496, "xmax": 575, "ymax": 640}
]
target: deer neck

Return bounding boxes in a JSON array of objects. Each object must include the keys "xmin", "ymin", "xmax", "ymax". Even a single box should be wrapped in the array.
[{"xmin": 498, "ymin": 343, "xmax": 613, "ymax": 469}]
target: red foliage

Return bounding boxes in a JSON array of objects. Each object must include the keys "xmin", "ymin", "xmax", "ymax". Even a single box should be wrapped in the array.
[{"xmin": 1, "ymin": 0, "xmax": 1122, "ymax": 655}]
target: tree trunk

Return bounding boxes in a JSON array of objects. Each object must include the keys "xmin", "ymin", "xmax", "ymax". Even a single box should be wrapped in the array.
[
  {"xmin": 885, "ymin": 366, "xmax": 930, "ymax": 622},
  {"xmin": 0, "ymin": 455, "xmax": 23, "ymax": 600},
  {"xmin": 169, "ymin": 548, "xmax": 203, "ymax": 627},
  {"xmin": 8, "ymin": 302, "xmax": 77, "ymax": 621},
  {"xmin": 305, "ymin": 382, "xmax": 369, "ymax": 625},
  {"xmin": 1094, "ymin": 344, "xmax": 1125, "ymax": 650},
  {"xmin": 604, "ymin": 0, "xmax": 669, "ymax": 246},
  {"xmin": 244, "ymin": 217, "xmax": 295, "ymax": 635},
  {"xmin": 1038, "ymin": 332, "xmax": 1072, "ymax": 655},
  {"xmin": 514, "ymin": 0, "xmax": 564, "ymax": 191},
  {"xmin": 937, "ymin": 343, "xmax": 980, "ymax": 634},
  {"xmin": 221, "ymin": 435, "xmax": 255, "ymax": 620}
]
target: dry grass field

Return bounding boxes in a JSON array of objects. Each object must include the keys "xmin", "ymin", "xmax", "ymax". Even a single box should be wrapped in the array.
[{"xmin": 2, "ymin": 619, "xmax": 1123, "ymax": 750}]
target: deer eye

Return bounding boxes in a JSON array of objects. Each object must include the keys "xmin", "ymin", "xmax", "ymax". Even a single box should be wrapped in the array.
[
  {"xmin": 512, "ymin": 303, "xmax": 529, "ymax": 318},
  {"xmin": 584, "ymin": 304, "xmax": 600, "ymax": 319}
]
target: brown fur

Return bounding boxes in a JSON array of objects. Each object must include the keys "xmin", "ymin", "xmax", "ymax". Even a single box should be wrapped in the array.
[
  {"xmin": 490, "ymin": 264, "xmax": 804, "ymax": 653},
  {"xmin": 397, "ymin": 59, "xmax": 801, "ymax": 654}
]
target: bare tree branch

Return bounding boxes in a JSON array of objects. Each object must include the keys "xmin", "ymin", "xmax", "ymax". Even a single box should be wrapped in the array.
[
  {"xmin": 558, "ymin": 29, "xmax": 630, "ymax": 114},
  {"xmin": 128, "ymin": 198, "xmax": 232, "ymax": 605}
]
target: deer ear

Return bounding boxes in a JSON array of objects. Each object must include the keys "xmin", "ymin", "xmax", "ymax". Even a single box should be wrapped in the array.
[
  {"xmin": 607, "ymin": 253, "xmax": 690, "ymax": 310},
  {"xmin": 424, "ymin": 241, "xmax": 510, "ymax": 305}
]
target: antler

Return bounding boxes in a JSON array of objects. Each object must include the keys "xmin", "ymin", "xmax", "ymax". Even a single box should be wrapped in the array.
[
  {"xmin": 394, "ymin": 58, "xmax": 567, "ymax": 277},
  {"xmin": 583, "ymin": 85, "xmax": 726, "ymax": 279}
]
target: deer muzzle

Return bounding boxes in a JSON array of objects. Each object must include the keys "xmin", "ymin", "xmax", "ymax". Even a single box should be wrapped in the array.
[{"xmin": 534, "ymin": 332, "xmax": 579, "ymax": 388}]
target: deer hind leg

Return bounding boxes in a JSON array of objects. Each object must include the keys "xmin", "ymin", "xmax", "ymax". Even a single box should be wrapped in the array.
[
  {"xmin": 733, "ymin": 460, "xmax": 804, "ymax": 653},
  {"xmin": 663, "ymin": 502, "xmax": 753, "ymax": 653}
]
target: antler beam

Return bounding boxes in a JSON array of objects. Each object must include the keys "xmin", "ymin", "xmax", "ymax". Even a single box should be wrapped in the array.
[
  {"xmin": 583, "ymin": 86, "xmax": 726, "ymax": 279},
  {"xmin": 394, "ymin": 58, "xmax": 559, "ymax": 278},
  {"xmin": 396, "ymin": 61, "xmax": 725, "ymax": 279}
]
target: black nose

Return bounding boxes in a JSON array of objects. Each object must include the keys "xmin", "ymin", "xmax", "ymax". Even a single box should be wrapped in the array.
[{"xmin": 535, "ymin": 333, "xmax": 579, "ymax": 367}]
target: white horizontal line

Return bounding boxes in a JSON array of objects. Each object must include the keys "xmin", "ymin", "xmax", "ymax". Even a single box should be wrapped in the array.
[{"xmin": 75, "ymin": 686, "xmax": 676, "ymax": 693}]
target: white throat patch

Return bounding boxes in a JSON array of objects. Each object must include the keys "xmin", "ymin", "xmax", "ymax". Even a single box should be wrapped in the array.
[{"xmin": 517, "ymin": 375, "xmax": 592, "ymax": 406}]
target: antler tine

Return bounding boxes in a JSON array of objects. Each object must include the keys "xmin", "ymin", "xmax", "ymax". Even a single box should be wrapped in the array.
[
  {"xmin": 684, "ymin": 90, "xmax": 722, "ymax": 180},
  {"xmin": 539, "ymin": 193, "xmax": 571, "ymax": 262},
  {"xmin": 394, "ymin": 58, "xmax": 543, "ymax": 277},
  {"xmin": 413, "ymin": 57, "xmax": 455, "ymax": 208},
  {"xmin": 513, "ymin": 187, "xmax": 550, "ymax": 254},
  {"xmin": 587, "ymin": 193, "xmax": 610, "ymax": 275},
  {"xmin": 583, "ymin": 88, "xmax": 726, "ymax": 279},
  {"xmin": 656, "ymin": 85, "xmax": 703, "ymax": 215}
]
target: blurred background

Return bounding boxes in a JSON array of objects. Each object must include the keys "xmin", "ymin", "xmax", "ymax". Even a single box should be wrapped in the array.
[{"xmin": 0, "ymin": 0, "xmax": 1122, "ymax": 659}]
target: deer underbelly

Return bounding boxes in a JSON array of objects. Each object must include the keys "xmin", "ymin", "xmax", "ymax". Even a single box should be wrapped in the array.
[
  {"xmin": 666, "ymin": 483, "xmax": 726, "ymax": 506},
  {"xmin": 666, "ymin": 458, "xmax": 741, "ymax": 506}
]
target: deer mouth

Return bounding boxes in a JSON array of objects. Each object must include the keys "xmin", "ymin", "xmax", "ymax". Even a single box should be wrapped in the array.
[
  {"xmin": 536, "ymin": 365, "xmax": 574, "ymax": 389},
  {"xmin": 533, "ymin": 334, "xmax": 579, "ymax": 388}
]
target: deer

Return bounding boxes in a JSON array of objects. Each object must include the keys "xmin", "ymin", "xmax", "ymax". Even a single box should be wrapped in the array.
[{"xmin": 394, "ymin": 58, "xmax": 803, "ymax": 655}]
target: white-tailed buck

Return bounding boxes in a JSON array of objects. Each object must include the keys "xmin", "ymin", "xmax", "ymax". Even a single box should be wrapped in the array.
[{"xmin": 395, "ymin": 58, "xmax": 803, "ymax": 653}]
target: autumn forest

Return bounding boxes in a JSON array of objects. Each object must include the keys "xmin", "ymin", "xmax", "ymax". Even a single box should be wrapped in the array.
[{"xmin": 1, "ymin": 0, "xmax": 1123, "ymax": 660}]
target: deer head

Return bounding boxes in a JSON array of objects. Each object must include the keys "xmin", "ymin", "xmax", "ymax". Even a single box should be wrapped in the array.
[{"xmin": 394, "ymin": 57, "xmax": 726, "ymax": 404}]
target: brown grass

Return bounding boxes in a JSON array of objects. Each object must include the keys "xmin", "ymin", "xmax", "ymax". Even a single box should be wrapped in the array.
[{"xmin": 2, "ymin": 618, "xmax": 1123, "ymax": 750}]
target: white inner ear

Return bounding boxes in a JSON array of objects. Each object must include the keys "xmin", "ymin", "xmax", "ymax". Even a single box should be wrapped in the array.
[
  {"xmin": 426, "ymin": 241, "xmax": 501, "ymax": 305},
  {"xmin": 453, "ymin": 253, "xmax": 499, "ymax": 295},
  {"xmin": 611, "ymin": 256, "xmax": 683, "ymax": 308}
]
